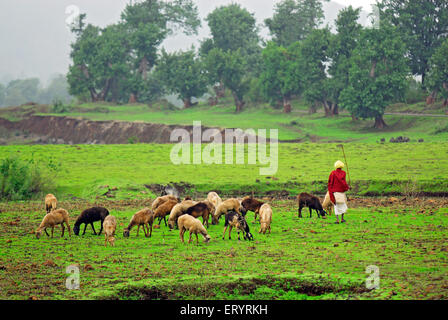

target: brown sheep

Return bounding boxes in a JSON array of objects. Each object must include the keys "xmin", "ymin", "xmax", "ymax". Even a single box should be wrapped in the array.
[
  {"xmin": 259, "ymin": 203, "xmax": 272, "ymax": 234},
  {"xmin": 153, "ymin": 199, "xmax": 178, "ymax": 226},
  {"xmin": 212, "ymin": 198, "xmax": 246, "ymax": 225},
  {"xmin": 45, "ymin": 194, "xmax": 57, "ymax": 213},
  {"xmin": 185, "ymin": 200, "xmax": 215, "ymax": 228},
  {"xmin": 178, "ymin": 214, "xmax": 211, "ymax": 245},
  {"xmin": 168, "ymin": 200, "xmax": 197, "ymax": 229},
  {"xmin": 35, "ymin": 209, "xmax": 71, "ymax": 239},
  {"xmin": 151, "ymin": 195, "xmax": 179, "ymax": 211},
  {"xmin": 123, "ymin": 208, "xmax": 154, "ymax": 238},
  {"xmin": 241, "ymin": 196, "xmax": 265, "ymax": 222},
  {"xmin": 103, "ymin": 215, "xmax": 117, "ymax": 247}
]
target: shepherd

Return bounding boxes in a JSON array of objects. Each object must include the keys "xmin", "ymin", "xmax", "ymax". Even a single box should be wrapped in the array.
[{"xmin": 328, "ymin": 160, "xmax": 350, "ymax": 224}]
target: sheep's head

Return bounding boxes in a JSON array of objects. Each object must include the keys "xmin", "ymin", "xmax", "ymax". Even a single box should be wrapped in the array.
[
  {"xmin": 320, "ymin": 209, "xmax": 327, "ymax": 218},
  {"xmin": 245, "ymin": 232, "xmax": 254, "ymax": 241},
  {"xmin": 123, "ymin": 229, "xmax": 130, "ymax": 238},
  {"xmin": 211, "ymin": 215, "xmax": 219, "ymax": 225},
  {"xmin": 204, "ymin": 234, "xmax": 211, "ymax": 243},
  {"xmin": 239, "ymin": 206, "xmax": 247, "ymax": 217},
  {"xmin": 73, "ymin": 225, "xmax": 80, "ymax": 236},
  {"xmin": 35, "ymin": 229, "xmax": 42, "ymax": 239}
]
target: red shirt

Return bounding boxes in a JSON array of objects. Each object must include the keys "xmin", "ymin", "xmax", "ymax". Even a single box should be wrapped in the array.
[{"xmin": 328, "ymin": 169, "xmax": 349, "ymax": 193}]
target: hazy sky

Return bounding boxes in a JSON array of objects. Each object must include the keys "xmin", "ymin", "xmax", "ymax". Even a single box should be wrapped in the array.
[{"xmin": 0, "ymin": 0, "xmax": 376, "ymax": 85}]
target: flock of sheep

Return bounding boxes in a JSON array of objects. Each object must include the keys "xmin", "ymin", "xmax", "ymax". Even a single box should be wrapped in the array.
[{"xmin": 35, "ymin": 192, "xmax": 285, "ymax": 246}]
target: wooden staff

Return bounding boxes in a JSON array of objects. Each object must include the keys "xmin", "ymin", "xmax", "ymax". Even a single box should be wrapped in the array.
[{"xmin": 337, "ymin": 144, "xmax": 351, "ymax": 186}]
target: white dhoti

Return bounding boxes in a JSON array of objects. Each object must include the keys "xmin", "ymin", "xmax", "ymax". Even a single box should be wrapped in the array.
[{"xmin": 333, "ymin": 192, "xmax": 347, "ymax": 216}]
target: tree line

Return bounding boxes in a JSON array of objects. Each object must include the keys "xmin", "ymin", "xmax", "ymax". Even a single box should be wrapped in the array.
[{"xmin": 67, "ymin": 0, "xmax": 448, "ymax": 128}]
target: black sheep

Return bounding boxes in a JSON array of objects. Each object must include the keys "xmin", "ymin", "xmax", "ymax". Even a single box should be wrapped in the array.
[
  {"xmin": 297, "ymin": 193, "xmax": 326, "ymax": 218},
  {"xmin": 73, "ymin": 207, "xmax": 109, "ymax": 236}
]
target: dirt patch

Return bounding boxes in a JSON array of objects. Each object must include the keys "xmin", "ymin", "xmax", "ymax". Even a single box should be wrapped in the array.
[
  {"xmin": 0, "ymin": 115, "xmax": 258, "ymax": 145},
  {"xmin": 108, "ymin": 276, "xmax": 370, "ymax": 300}
]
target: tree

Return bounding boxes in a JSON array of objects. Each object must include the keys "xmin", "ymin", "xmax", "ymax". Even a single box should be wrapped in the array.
[
  {"xmin": 156, "ymin": 49, "xmax": 208, "ymax": 108},
  {"xmin": 204, "ymin": 48, "xmax": 249, "ymax": 113},
  {"xmin": 67, "ymin": 23, "xmax": 130, "ymax": 102},
  {"xmin": 121, "ymin": 0, "xmax": 200, "ymax": 102},
  {"xmin": 260, "ymin": 42, "xmax": 303, "ymax": 113},
  {"xmin": 427, "ymin": 38, "xmax": 448, "ymax": 107},
  {"xmin": 3, "ymin": 78, "xmax": 40, "ymax": 106},
  {"xmin": 265, "ymin": 0, "xmax": 329, "ymax": 47},
  {"xmin": 300, "ymin": 28, "xmax": 334, "ymax": 116},
  {"xmin": 203, "ymin": 4, "xmax": 261, "ymax": 111},
  {"xmin": 340, "ymin": 24, "xmax": 409, "ymax": 129},
  {"xmin": 378, "ymin": 0, "xmax": 448, "ymax": 87},
  {"xmin": 38, "ymin": 74, "xmax": 73, "ymax": 104},
  {"xmin": 327, "ymin": 6, "xmax": 362, "ymax": 116}
]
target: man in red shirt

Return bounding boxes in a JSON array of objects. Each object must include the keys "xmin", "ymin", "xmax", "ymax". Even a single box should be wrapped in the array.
[{"xmin": 328, "ymin": 160, "xmax": 350, "ymax": 224}]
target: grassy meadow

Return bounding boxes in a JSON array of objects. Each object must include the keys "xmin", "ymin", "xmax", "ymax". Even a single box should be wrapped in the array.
[
  {"xmin": 1, "ymin": 198, "xmax": 448, "ymax": 300},
  {"xmin": 0, "ymin": 142, "xmax": 447, "ymax": 200}
]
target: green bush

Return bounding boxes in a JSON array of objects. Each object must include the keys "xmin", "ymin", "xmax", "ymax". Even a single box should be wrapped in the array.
[
  {"xmin": 52, "ymin": 99, "xmax": 72, "ymax": 113},
  {"xmin": 0, "ymin": 156, "xmax": 58, "ymax": 200}
]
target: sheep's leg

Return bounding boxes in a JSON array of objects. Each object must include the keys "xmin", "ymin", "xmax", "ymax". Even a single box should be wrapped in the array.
[
  {"xmin": 45, "ymin": 229, "xmax": 50, "ymax": 237},
  {"xmin": 149, "ymin": 224, "xmax": 153, "ymax": 238},
  {"xmin": 228, "ymin": 226, "xmax": 233, "ymax": 240},
  {"xmin": 82, "ymin": 223, "xmax": 88, "ymax": 235},
  {"xmin": 104, "ymin": 234, "xmax": 108, "ymax": 247},
  {"xmin": 163, "ymin": 216, "xmax": 167, "ymax": 227},
  {"xmin": 61, "ymin": 224, "xmax": 65, "ymax": 237},
  {"xmin": 66, "ymin": 222, "xmax": 71, "ymax": 237},
  {"xmin": 90, "ymin": 223, "xmax": 97, "ymax": 235},
  {"xmin": 298, "ymin": 206, "xmax": 303, "ymax": 218},
  {"xmin": 222, "ymin": 226, "xmax": 228, "ymax": 240},
  {"xmin": 309, "ymin": 208, "xmax": 312, "ymax": 218},
  {"xmin": 51, "ymin": 227, "xmax": 54, "ymax": 238},
  {"xmin": 195, "ymin": 233, "xmax": 199, "ymax": 245},
  {"xmin": 98, "ymin": 221, "xmax": 103, "ymax": 235},
  {"xmin": 136, "ymin": 225, "xmax": 141, "ymax": 237},
  {"xmin": 188, "ymin": 232, "xmax": 193, "ymax": 244},
  {"xmin": 180, "ymin": 228, "xmax": 185, "ymax": 243}
]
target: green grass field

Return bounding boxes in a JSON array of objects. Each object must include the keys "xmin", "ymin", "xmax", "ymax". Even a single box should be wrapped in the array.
[
  {"xmin": 1, "ymin": 198, "xmax": 447, "ymax": 300},
  {"xmin": 0, "ymin": 143, "xmax": 447, "ymax": 200}
]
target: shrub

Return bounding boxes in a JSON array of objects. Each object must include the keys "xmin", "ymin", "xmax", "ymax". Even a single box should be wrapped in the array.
[
  {"xmin": 0, "ymin": 156, "xmax": 59, "ymax": 200},
  {"xmin": 52, "ymin": 99, "xmax": 72, "ymax": 113},
  {"xmin": 433, "ymin": 124, "xmax": 448, "ymax": 134}
]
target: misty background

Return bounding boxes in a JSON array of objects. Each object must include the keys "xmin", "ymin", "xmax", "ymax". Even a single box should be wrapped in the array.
[{"xmin": 0, "ymin": 0, "xmax": 374, "ymax": 106}]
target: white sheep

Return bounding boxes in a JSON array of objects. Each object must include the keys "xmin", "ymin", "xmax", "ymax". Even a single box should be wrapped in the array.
[
  {"xmin": 258, "ymin": 203, "xmax": 272, "ymax": 234},
  {"xmin": 177, "ymin": 214, "xmax": 211, "ymax": 244},
  {"xmin": 212, "ymin": 198, "xmax": 245, "ymax": 225},
  {"xmin": 207, "ymin": 192, "xmax": 222, "ymax": 209},
  {"xmin": 35, "ymin": 209, "xmax": 71, "ymax": 239},
  {"xmin": 103, "ymin": 215, "xmax": 117, "ymax": 247}
]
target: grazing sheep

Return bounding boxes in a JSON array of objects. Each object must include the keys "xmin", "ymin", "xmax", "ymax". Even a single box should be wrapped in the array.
[
  {"xmin": 153, "ymin": 199, "xmax": 178, "ymax": 226},
  {"xmin": 322, "ymin": 192, "xmax": 334, "ymax": 216},
  {"xmin": 151, "ymin": 195, "xmax": 179, "ymax": 211},
  {"xmin": 258, "ymin": 203, "xmax": 273, "ymax": 234},
  {"xmin": 207, "ymin": 192, "xmax": 222, "ymax": 209},
  {"xmin": 123, "ymin": 208, "xmax": 154, "ymax": 238},
  {"xmin": 178, "ymin": 214, "xmax": 211, "ymax": 245},
  {"xmin": 222, "ymin": 210, "xmax": 253, "ymax": 241},
  {"xmin": 168, "ymin": 200, "xmax": 197, "ymax": 229},
  {"xmin": 103, "ymin": 215, "xmax": 117, "ymax": 247},
  {"xmin": 241, "ymin": 196, "xmax": 265, "ymax": 222},
  {"xmin": 73, "ymin": 207, "xmax": 110, "ymax": 236},
  {"xmin": 212, "ymin": 198, "xmax": 246, "ymax": 225},
  {"xmin": 45, "ymin": 194, "xmax": 57, "ymax": 214},
  {"xmin": 297, "ymin": 193, "xmax": 327, "ymax": 218},
  {"xmin": 35, "ymin": 209, "xmax": 71, "ymax": 239},
  {"xmin": 185, "ymin": 200, "xmax": 215, "ymax": 228}
]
